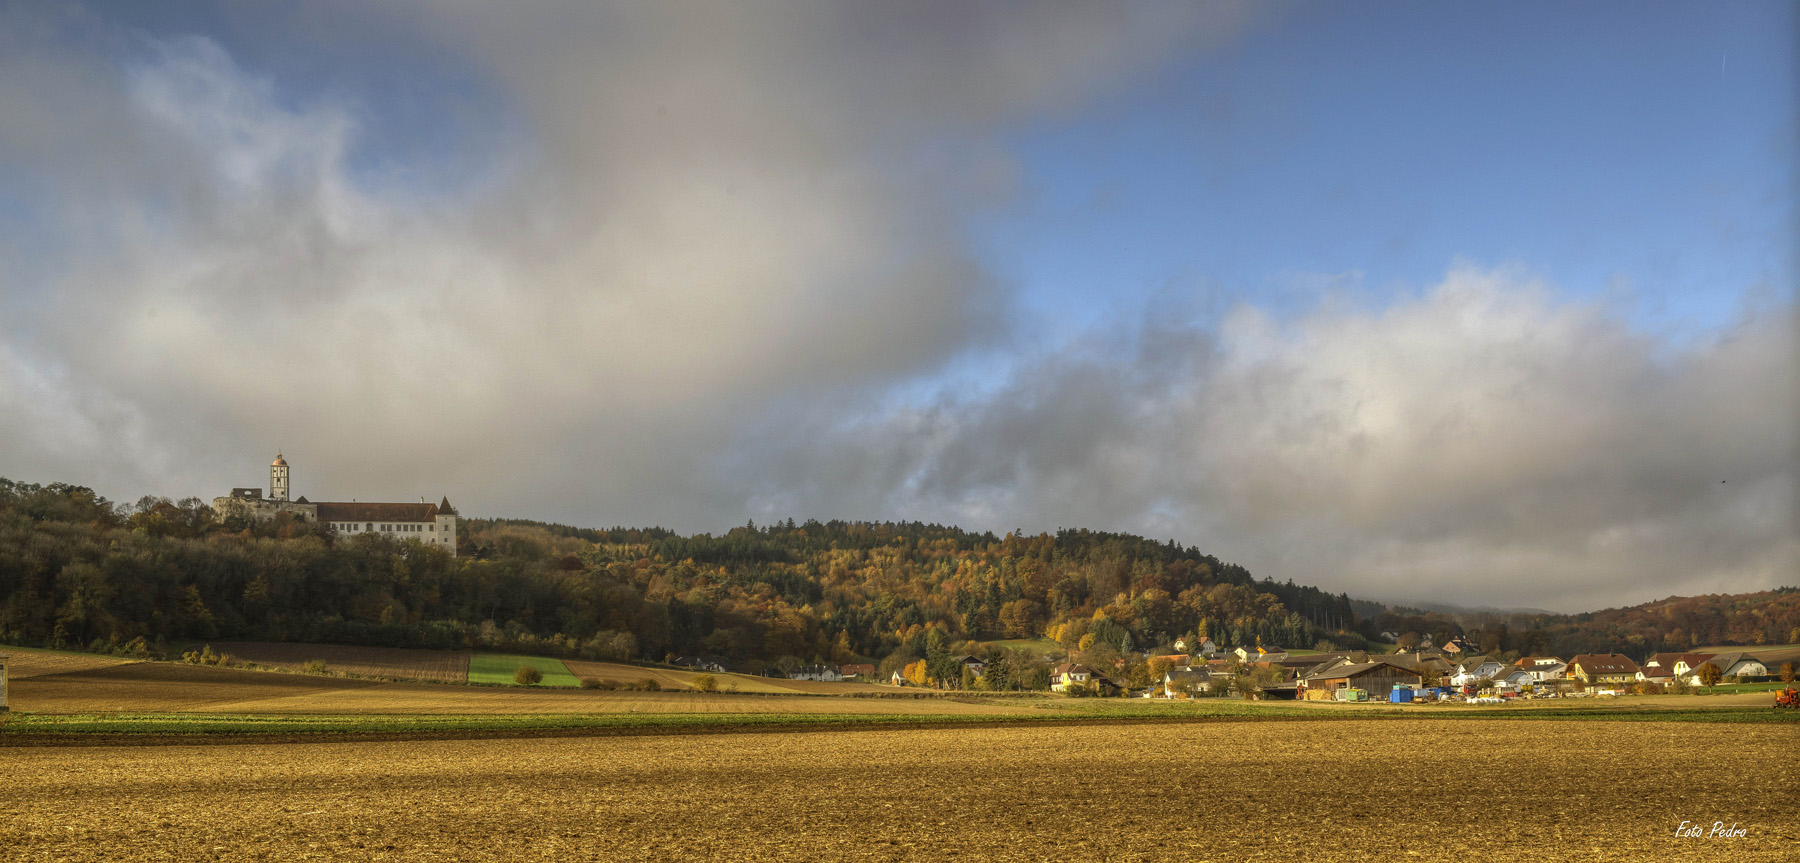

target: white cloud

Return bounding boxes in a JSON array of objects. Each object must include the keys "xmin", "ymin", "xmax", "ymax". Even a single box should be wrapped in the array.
[{"xmin": 750, "ymin": 266, "xmax": 1797, "ymax": 612}]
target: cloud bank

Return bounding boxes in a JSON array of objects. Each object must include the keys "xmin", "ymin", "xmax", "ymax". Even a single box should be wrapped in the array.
[{"xmin": 0, "ymin": 3, "xmax": 1791, "ymax": 612}]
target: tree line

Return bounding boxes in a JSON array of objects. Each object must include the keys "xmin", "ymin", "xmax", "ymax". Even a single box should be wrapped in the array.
[{"xmin": 2, "ymin": 477, "xmax": 1792, "ymax": 675}]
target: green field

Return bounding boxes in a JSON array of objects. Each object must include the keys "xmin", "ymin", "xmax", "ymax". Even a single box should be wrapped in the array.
[{"xmin": 468, "ymin": 653, "xmax": 580, "ymax": 687}]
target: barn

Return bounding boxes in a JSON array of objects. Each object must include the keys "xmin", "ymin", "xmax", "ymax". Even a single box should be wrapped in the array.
[{"xmin": 1300, "ymin": 659, "xmax": 1424, "ymax": 701}]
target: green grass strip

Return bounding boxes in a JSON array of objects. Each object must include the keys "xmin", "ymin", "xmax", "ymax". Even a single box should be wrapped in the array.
[{"xmin": 468, "ymin": 653, "xmax": 581, "ymax": 687}]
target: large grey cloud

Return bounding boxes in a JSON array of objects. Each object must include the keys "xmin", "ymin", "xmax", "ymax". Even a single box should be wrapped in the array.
[
  {"xmin": 1, "ymin": 4, "xmax": 1791, "ymax": 613},
  {"xmin": 736, "ymin": 266, "xmax": 1797, "ymax": 612},
  {"xmin": 0, "ymin": 2, "xmax": 1246, "ymax": 520}
]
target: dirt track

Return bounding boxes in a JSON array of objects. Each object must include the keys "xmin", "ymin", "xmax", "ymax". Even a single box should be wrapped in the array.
[{"xmin": 3, "ymin": 720, "xmax": 1792, "ymax": 862}]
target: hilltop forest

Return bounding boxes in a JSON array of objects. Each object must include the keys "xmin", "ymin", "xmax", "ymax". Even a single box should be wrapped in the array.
[{"xmin": 3, "ymin": 478, "xmax": 1796, "ymax": 676}]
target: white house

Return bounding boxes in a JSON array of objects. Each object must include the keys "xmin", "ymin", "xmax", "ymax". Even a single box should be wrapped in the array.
[
  {"xmin": 788, "ymin": 665, "xmax": 843, "ymax": 682},
  {"xmin": 1515, "ymin": 657, "xmax": 1566, "ymax": 682},
  {"xmin": 1163, "ymin": 668, "xmax": 1213, "ymax": 697},
  {"xmin": 1683, "ymin": 653, "xmax": 1767, "ymax": 683},
  {"xmin": 1450, "ymin": 658, "xmax": 1508, "ymax": 687}
]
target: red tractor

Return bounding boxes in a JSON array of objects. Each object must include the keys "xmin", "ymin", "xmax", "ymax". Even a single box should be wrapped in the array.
[{"xmin": 1775, "ymin": 687, "xmax": 1800, "ymax": 709}]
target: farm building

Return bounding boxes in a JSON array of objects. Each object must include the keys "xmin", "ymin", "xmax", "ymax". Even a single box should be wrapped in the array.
[
  {"xmin": 788, "ymin": 665, "xmax": 843, "ymax": 682},
  {"xmin": 839, "ymin": 664, "xmax": 875, "ymax": 679},
  {"xmin": 1299, "ymin": 659, "xmax": 1423, "ymax": 701}
]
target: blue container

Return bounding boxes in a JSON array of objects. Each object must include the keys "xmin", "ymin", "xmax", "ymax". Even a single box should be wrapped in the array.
[{"xmin": 1389, "ymin": 688, "xmax": 1414, "ymax": 703}]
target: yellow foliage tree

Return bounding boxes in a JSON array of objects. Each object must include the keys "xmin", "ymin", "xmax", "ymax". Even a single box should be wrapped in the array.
[{"xmin": 904, "ymin": 660, "xmax": 929, "ymax": 686}]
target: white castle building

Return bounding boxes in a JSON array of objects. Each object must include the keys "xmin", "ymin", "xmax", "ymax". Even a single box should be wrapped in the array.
[{"xmin": 212, "ymin": 454, "xmax": 460, "ymax": 555}]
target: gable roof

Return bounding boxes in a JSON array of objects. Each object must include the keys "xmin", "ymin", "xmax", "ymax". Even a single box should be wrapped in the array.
[
  {"xmin": 1569, "ymin": 654, "xmax": 1641, "ymax": 675},
  {"xmin": 437, "ymin": 497, "xmax": 458, "ymax": 515},
  {"xmin": 1301, "ymin": 658, "xmax": 1424, "ymax": 682},
  {"xmin": 316, "ymin": 501, "xmax": 444, "ymax": 523}
]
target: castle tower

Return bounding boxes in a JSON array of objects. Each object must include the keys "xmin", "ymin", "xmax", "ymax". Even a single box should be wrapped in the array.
[{"xmin": 270, "ymin": 453, "xmax": 290, "ymax": 502}]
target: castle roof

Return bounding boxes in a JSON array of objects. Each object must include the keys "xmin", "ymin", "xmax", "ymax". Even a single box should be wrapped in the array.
[
  {"xmin": 437, "ymin": 497, "xmax": 457, "ymax": 515},
  {"xmin": 316, "ymin": 501, "xmax": 444, "ymax": 523},
  {"xmin": 272, "ymin": 453, "xmax": 288, "ymax": 467}
]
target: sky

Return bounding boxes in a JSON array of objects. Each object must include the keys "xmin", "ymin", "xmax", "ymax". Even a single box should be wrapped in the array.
[{"xmin": 1, "ymin": 1, "xmax": 1794, "ymax": 613}]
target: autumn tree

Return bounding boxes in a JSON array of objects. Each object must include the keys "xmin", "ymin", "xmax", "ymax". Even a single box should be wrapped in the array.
[
  {"xmin": 1779, "ymin": 661, "xmax": 1795, "ymax": 682},
  {"xmin": 1697, "ymin": 662, "xmax": 1723, "ymax": 690}
]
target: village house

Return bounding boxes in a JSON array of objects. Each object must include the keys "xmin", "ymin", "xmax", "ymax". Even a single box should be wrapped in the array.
[
  {"xmin": 949, "ymin": 655, "xmax": 986, "ymax": 676},
  {"xmin": 1682, "ymin": 653, "xmax": 1767, "ymax": 684},
  {"xmin": 1513, "ymin": 656, "xmax": 1567, "ymax": 682},
  {"xmin": 1441, "ymin": 637, "xmax": 1478, "ymax": 655},
  {"xmin": 1449, "ymin": 657, "xmax": 1509, "ymax": 687},
  {"xmin": 787, "ymin": 665, "xmax": 843, "ymax": 682},
  {"xmin": 1174, "ymin": 637, "xmax": 1219, "ymax": 657},
  {"xmin": 1639, "ymin": 653, "xmax": 1706, "ymax": 683},
  {"xmin": 1231, "ymin": 645, "xmax": 1288, "ymax": 663},
  {"xmin": 1163, "ymin": 668, "xmax": 1213, "ymax": 697},
  {"xmin": 1052, "ymin": 663, "xmax": 1119, "ymax": 695},
  {"xmin": 839, "ymin": 663, "xmax": 875, "ymax": 680},
  {"xmin": 1566, "ymin": 654, "xmax": 1642, "ymax": 685}
]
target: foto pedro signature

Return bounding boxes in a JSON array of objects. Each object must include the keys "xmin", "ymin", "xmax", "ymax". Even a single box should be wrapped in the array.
[{"xmin": 1675, "ymin": 821, "xmax": 1747, "ymax": 839}]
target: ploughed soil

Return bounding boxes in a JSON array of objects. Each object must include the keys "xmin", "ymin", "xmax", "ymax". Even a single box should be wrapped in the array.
[
  {"xmin": 3, "ymin": 720, "xmax": 1793, "ymax": 862},
  {"xmin": 204, "ymin": 642, "xmax": 474, "ymax": 683},
  {"xmin": 1, "ymin": 646, "xmax": 139, "ymax": 679},
  {"xmin": 4, "ymin": 661, "xmax": 1033, "ymax": 716}
]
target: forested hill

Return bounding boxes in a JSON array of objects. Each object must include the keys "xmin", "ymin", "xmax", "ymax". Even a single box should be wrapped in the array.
[{"xmin": 2, "ymin": 478, "xmax": 1794, "ymax": 670}]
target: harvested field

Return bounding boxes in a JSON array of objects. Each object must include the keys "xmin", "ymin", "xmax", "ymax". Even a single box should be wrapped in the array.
[
  {"xmin": 560, "ymin": 660, "xmax": 894, "ymax": 694},
  {"xmin": 206, "ymin": 642, "xmax": 472, "ymax": 683},
  {"xmin": 560, "ymin": 660, "xmax": 786, "ymax": 693},
  {"xmin": 181, "ymin": 686, "xmax": 1036, "ymax": 717},
  {"xmin": 3, "ymin": 720, "xmax": 1792, "ymax": 862},
  {"xmin": 8, "ymin": 663, "xmax": 383, "ymax": 713},
  {"xmin": 0, "ymin": 645, "xmax": 139, "ymax": 679},
  {"xmin": 4, "ymin": 660, "xmax": 1027, "ymax": 716}
]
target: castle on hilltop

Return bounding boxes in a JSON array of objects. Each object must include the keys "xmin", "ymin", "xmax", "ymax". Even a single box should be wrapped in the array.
[{"xmin": 211, "ymin": 453, "xmax": 460, "ymax": 555}]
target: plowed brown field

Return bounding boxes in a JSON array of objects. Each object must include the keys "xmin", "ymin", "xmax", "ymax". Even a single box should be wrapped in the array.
[
  {"xmin": 207, "ymin": 642, "xmax": 472, "ymax": 683},
  {"xmin": 3, "ymin": 720, "xmax": 1792, "ymax": 862},
  {"xmin": 10, "ymin": 663, "xmax": 385, "ymax": 712},
  {"xmin": 5, "ymin": 661, "xmax": 1030, "ymax": 716},
  {"xmin": 1, "ymin": 646, "xmax": 138, "ymax": 679}
]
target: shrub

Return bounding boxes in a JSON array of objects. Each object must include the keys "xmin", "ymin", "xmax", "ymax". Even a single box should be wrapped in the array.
[
  {"xmin": 692, "ymin": 674, "xmax": 717, "ymax": 692},
  {"xmin": 638, "ymin": 678, "xmax": 660, "ymax": 692},
  {"xmin": 1781, "ymin": 661, "xmax": 1796, "ymax": 682},
  {"xmin": 579, "ymin": 678, "xmax": 604, "ymax": 690},
  {"xmin": 304, "ymin": 659, "xmax": 328, "ymax": 675},
  {"xmin": 514, "ymin": 665, "xmax": 544, "ymax": 685}
]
